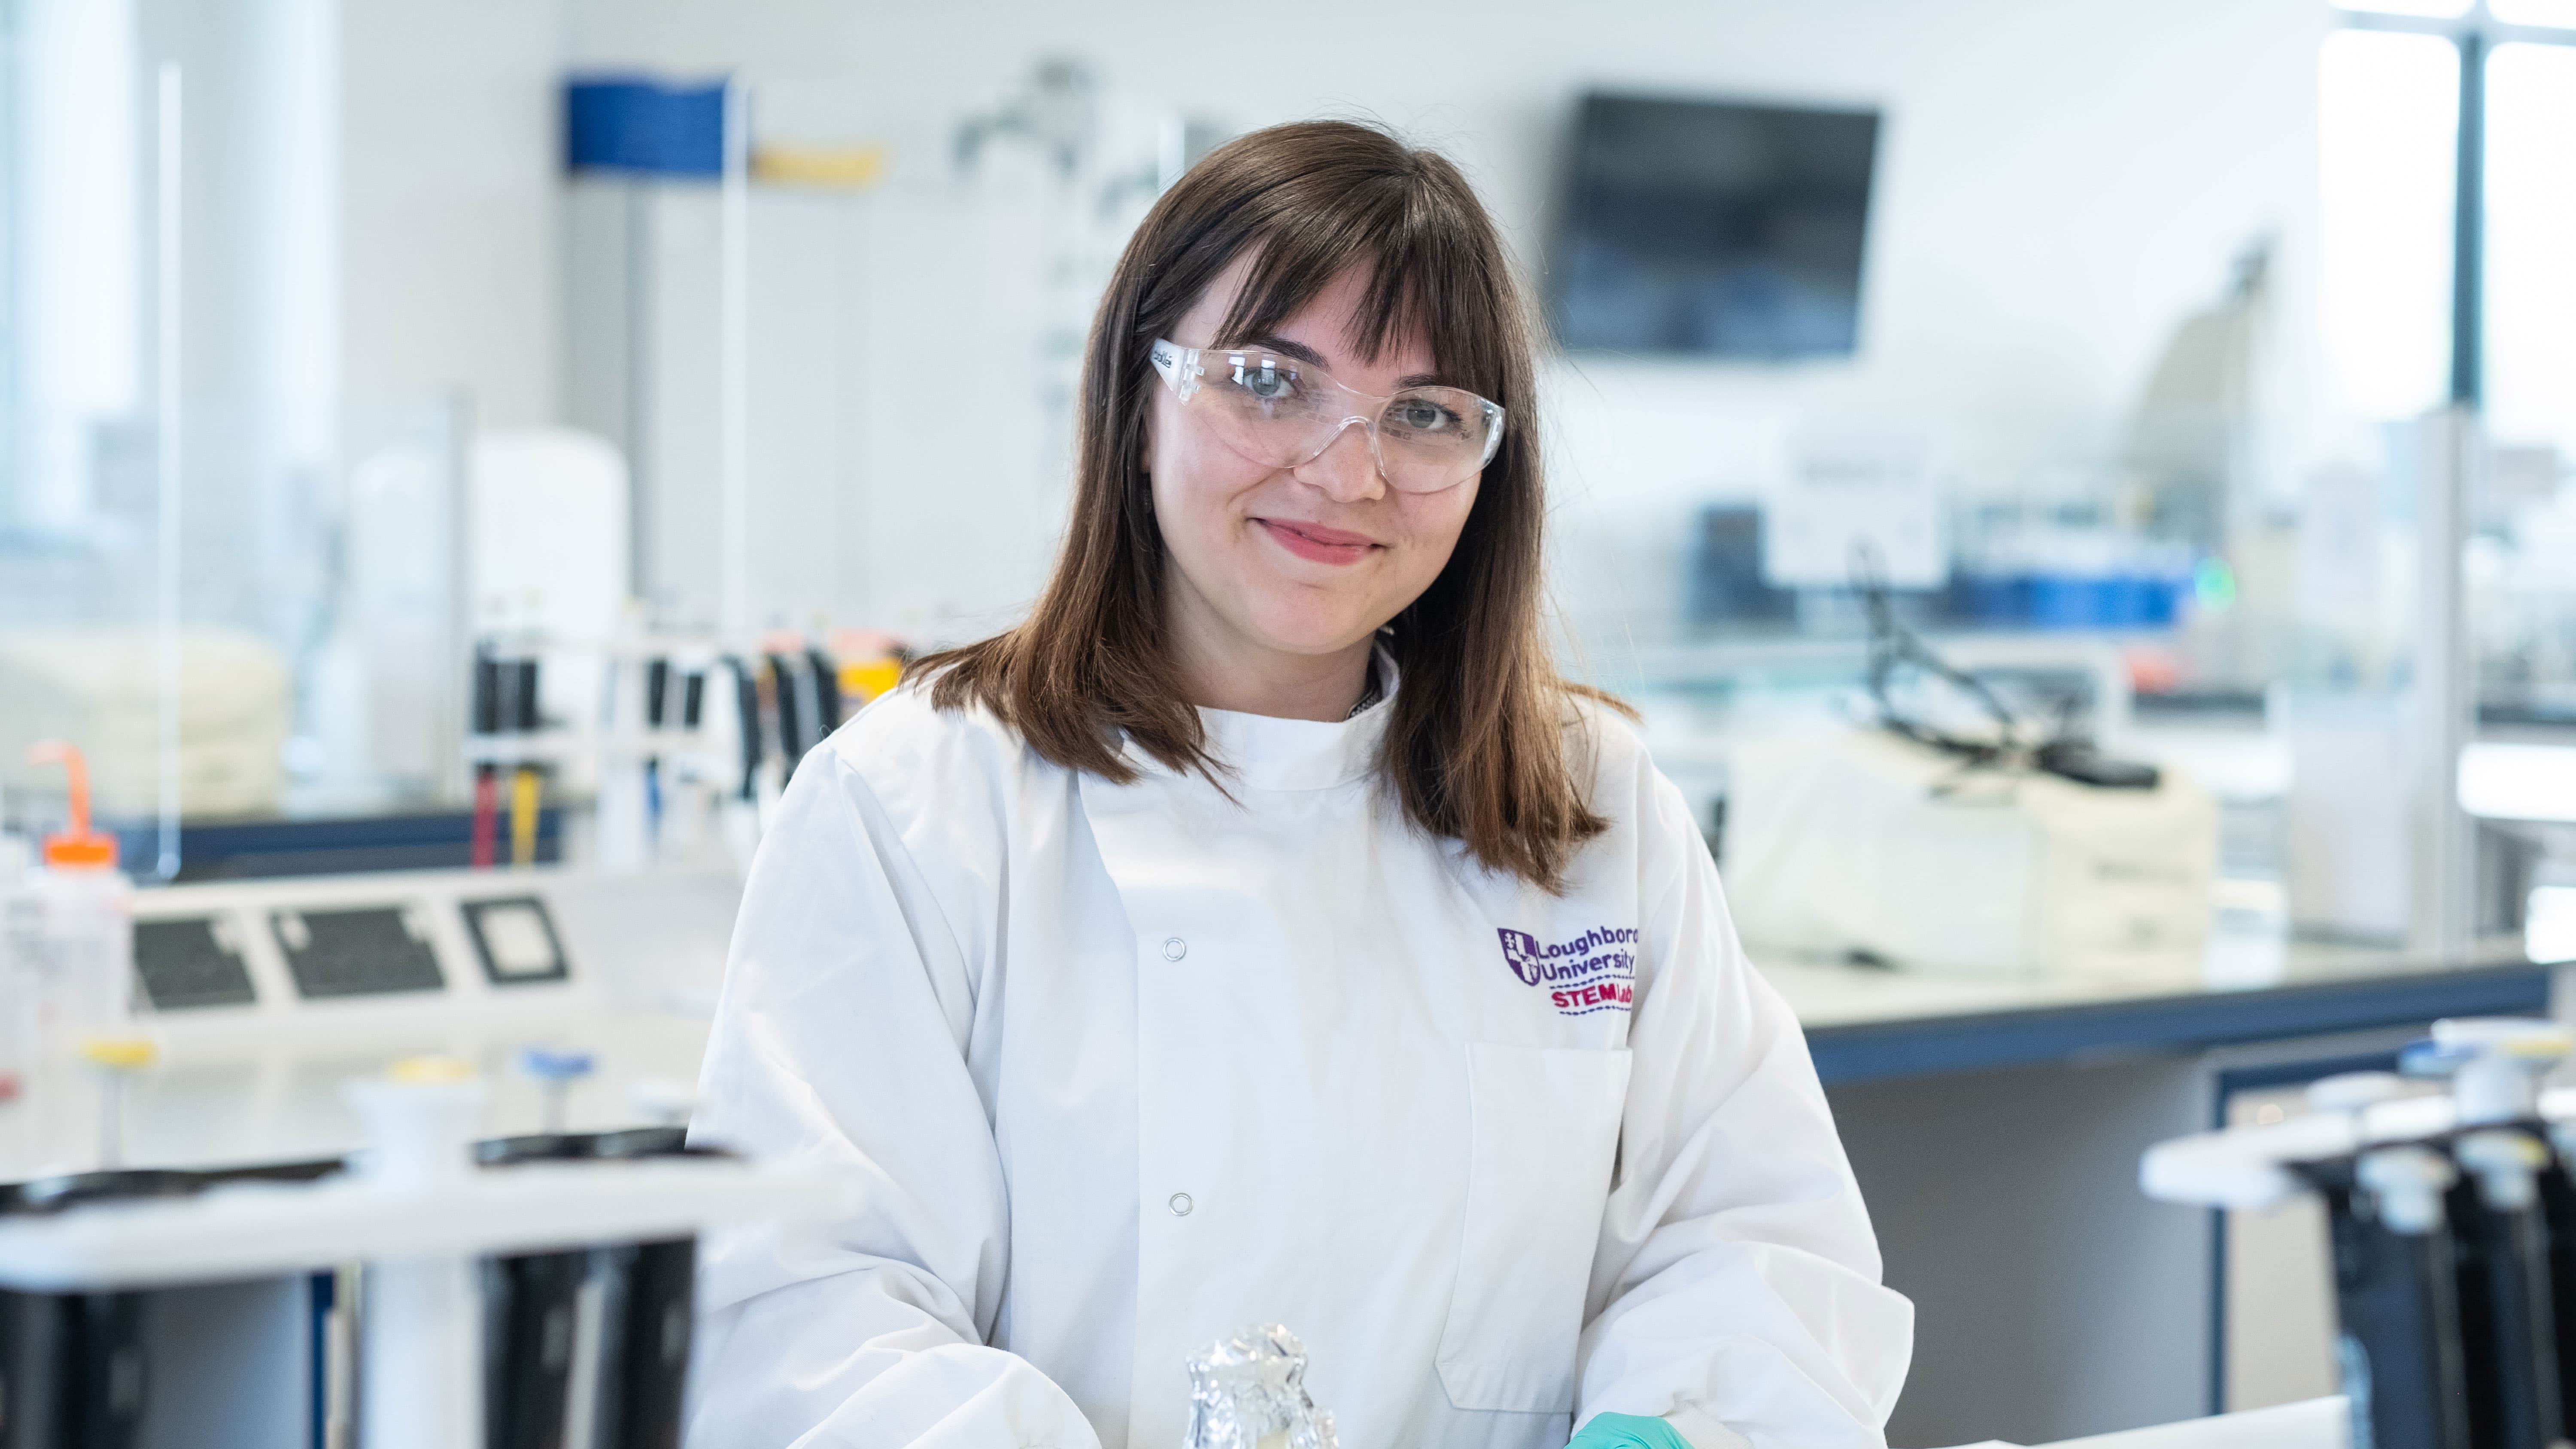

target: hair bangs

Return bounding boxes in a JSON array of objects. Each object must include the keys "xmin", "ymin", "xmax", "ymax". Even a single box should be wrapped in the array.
[{"xmin": 1211, "ymin": 176, "xmax": 1494, "ymax": 395}]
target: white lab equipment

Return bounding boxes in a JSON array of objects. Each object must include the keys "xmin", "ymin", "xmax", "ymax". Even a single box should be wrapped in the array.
[
  {"xmin": 686, "ymin": 676, "xmax": 1913, "ymax": 1449},
  {"xmin": 458, "ymin": 631, "xmax": 812, "ymax": 879},
  {"xmin": 18, "ymin": 860, "xmax": 741, "ymax": 1188},
  {"xmin": 0, "ymin": 1056, "xmax": 859, "ymax": 1449},
  {"xmin": 1765, "ymin": 424, "xmax": 1945, "ymax": 590},
  {"xmin": 0, "ymin": 820, "xmax": 33, "ymax": 1102},
  {"xmin": 1725, "ymin": 727, "xmax": 2218, "ymax": 978},
  {"xmin": 21, "ymin": 754, "xmax": 134, "ymax": 1045},
  {"xmin": 473, "ymin": 428, "xmax": 633, "ymax": 803},
  {"xmin": 16, "ymin": 745, "xmax": 143, "ymax": 1170},
  {"xmin": 0, "ymin": 848, "xmax": 758, "ymax": 1446},
  {"xmin": 0, "ymin": 629, "xmax": 290, "ymax": 818}
]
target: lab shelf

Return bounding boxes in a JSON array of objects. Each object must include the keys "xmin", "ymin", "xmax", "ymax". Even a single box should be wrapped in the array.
[
  {"xmin": 114, "ymin": 808, "xmax": 566, "ymax": 882},
  {"xmin": 1785, "ymin": 959, "xmax": 2555, "ymax": 1085}
]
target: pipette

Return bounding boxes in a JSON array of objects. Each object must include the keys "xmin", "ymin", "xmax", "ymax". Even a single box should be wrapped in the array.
[
  {"xmin": 644, "ymin": 656, "xmax": 672, "ymax": 853},
  {"xmin": 807, "ymin": 646, "xmax": 844, "ymax": 735},
  {"xmin": 2406, "ymin": 1018, "xmax": 2576, "ymax": 1449},
  {"xmin": 722, "ymin": 656, "xmax": 762, "ymax": 802},
  {"xmin": 2275, "ymin": 1072, "xmax": 2474, "ymax": 1449},
  {"xmin": 766, "ymin": 651, "xmax": 808, "ymax": 782}
]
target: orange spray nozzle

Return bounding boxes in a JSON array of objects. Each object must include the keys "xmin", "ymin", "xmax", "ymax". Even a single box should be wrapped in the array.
[{"xmin": 26, "ymin": 742, "xmax": 116, "ymax": 870}]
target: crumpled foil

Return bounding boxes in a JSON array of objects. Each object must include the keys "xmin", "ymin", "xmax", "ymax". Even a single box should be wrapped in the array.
[{"xmin": 1182, "ymin": 1324, "xmax": 1340, "ymax": 1449}]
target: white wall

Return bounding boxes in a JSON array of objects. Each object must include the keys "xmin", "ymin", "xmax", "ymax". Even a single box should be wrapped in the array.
[
  {"xmin": 340, "ymin": 0, "xmax": 562, "ymax": 426},
  {"xmin": 557, "ymin": 0, "xmax": 2332, "ymax": 652}
]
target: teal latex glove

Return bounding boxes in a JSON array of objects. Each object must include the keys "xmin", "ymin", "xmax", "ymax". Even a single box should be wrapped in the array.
[{"xmin": 1566, "ymin": 1412, "xmax": 1697, "ymax": 1449}]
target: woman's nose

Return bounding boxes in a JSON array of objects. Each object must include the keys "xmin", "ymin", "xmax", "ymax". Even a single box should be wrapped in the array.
[{"xmin": 1292, "ymin": 421, "xmax": 1387, "ymax": 503}]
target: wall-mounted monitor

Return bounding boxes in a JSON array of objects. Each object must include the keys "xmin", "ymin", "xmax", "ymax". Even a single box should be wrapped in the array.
[{"xmin": 1552, "ymin": 92, "xmax": 1880, "ymax": 359}]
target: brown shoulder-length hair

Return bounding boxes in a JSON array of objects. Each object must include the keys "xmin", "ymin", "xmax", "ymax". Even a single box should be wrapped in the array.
[{"xmin": 916, "ymin": 119, "xmax": 1617, "ymax": 891}]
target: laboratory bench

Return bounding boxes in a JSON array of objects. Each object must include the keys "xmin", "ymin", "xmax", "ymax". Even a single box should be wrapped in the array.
[
  {"xmin": 10, "ymin": 851, "xmax": 2545, "ymax": 1449},
  {"xmin": 1762, "ymin": 937, "xmax": 2553, "ymax": 1085},
  {"xmin": 1771, "ymin": 936, "xmax": 2565, "ymax": 1448}
]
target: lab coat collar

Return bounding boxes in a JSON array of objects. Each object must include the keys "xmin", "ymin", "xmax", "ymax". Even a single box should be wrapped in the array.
[{"xmin": 1142, "ymin": 645, "xmax": 1398, "ymax": 794}]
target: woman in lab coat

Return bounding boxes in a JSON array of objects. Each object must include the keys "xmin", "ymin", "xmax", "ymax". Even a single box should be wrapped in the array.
[{"xmin": 686, "ymin": 121, "xmax": 1914, "ymax": 1449}]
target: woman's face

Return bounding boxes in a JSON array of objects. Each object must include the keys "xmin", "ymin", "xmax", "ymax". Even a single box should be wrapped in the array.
[{"xmin": 1146, "ymin": 256, "xmax": 1482, "ymax": 675}]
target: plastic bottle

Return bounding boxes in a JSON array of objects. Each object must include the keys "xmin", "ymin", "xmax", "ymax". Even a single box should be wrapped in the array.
[
  {"xmin": 22, "ymin": 743, "xmax": 137, "ymax": 1061},
  {"xmin": 0, "ymin": 823, "xmax": 34, "ymax": 1102}
]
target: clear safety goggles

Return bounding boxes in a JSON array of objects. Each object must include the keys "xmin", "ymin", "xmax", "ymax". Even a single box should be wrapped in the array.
[{"xmin": 1149, "ymin": 338, "xmax": 1506, "ymax": 494}]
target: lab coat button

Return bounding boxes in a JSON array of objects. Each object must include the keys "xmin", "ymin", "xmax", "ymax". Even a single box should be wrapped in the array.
[
  {"xmin": 1168, "ymin": 1192, "xmax": 1194, "ymax": 1216},
  {"xmin": 1161, "ymin": 936, "xmax": 1188, "ymax": 961}
]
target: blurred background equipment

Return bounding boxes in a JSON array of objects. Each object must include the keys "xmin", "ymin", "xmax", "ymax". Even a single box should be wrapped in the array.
[
  {"xmin": 2142, "ymin": 1018, "xmax": 2576, "ymax": 1449},
  {"xmin": 1728, "ymin": 727, "xmax": 2216, "ymax": 979},
  {"xmin": 1728, "ymin": 580, "xmax": 2218, "ymax": 979},
  {"xmin": 0, "ymin": 630, "xmax": 289, "ymax": 819}
]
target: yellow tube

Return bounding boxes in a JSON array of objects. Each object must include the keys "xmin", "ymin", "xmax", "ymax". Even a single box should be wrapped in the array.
[{"xmin": 511, "ymin": 767, "xmax": 540, "ymax": 867}]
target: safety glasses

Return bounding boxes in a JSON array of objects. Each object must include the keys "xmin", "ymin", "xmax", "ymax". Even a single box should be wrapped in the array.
[{"xmin": 1148, "ymin": 338, "xmax": 1505, "ymax": 494}]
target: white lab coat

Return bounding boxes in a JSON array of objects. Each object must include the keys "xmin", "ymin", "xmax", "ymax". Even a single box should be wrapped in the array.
[{"xmin": 686, "ymin": 666, "xmax": 1913, "ymax": 1449}]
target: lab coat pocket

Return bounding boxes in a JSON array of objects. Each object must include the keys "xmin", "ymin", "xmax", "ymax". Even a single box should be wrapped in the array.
[{"xmin": 1435, "ymin": 1042, "xmax": 1634, "ymax": 1414}]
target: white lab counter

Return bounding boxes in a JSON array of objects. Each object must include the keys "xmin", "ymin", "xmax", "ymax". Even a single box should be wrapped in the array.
[
  {"xmin": 3, "ymin": 858, "xmax": 2536, "ymax": 1448},
  {"xmin": 1757, "ymin": 933, "xmax": 2547, "ymax": 1075},
  {"xmin": 0, "ymin": 1012, "xmax": 711, "ymax": 1181},
  {"xmin": 1952, "ymin": 1395, "xmax": 2344, "ymax": 1449}
]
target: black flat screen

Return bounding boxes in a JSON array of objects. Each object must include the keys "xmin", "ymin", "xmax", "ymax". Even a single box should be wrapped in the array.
[{"xmin": 1554, "ymin": 93, "xmax": 1879, "ymax": 358}]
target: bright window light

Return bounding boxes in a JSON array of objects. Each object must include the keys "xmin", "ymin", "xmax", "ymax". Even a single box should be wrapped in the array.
[
  {"xmin": 19, "ymin": 0, "xmax": 139, "ymax": 530},
  {"xmin": 2459, "ymin": 741, "xmax": 2576, "ymax": 821},
  {"xmin": 2530, "ymin": 886, "xmax": 2576, "ymax": 965},
  {"xmin": 2319, "ymin": 31, "xmax": 2459, "ymax": 421},
  {"xmin": 2333, "ymin": 0, "xmax": 2473, "ymax": 15},
  {"xmin": 2483, "ymin": 43, "xmax": 2576, "ymax": 456},
  {"xmin": 2492, "ymin": 0, "xmax": 2576, "ymax": 25}
]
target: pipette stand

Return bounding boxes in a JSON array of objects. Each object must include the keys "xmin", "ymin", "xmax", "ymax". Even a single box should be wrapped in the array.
[{"xmin": 0, "ymin": 1057, "xmax": 857, "ymax": 1448}]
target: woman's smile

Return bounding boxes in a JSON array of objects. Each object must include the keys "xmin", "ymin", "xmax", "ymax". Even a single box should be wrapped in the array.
[{"xmin": 1255, "ymin": 516, "xmax": 1381, "ymax": 565}]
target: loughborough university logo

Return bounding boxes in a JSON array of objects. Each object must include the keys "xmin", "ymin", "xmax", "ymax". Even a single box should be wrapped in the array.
[{"xmin": 1498, "ymin": 926, "xmax": 1639, "ymax": 1017}]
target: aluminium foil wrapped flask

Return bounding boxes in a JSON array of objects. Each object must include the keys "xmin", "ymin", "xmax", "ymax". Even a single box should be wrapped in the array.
[{"xmin": 1182, "ymin": 1324, "xmax": 1338, "ymax": 1449}]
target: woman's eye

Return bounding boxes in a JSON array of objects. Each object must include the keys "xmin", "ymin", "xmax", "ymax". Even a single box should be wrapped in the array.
[
  {"xmin": 1231, "ymin": 360, "xmax": 1296, "ymax": 401},
  {"xmin": 1394, "ymin": 400, "xmax": 1458, "ymax": 432}
]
